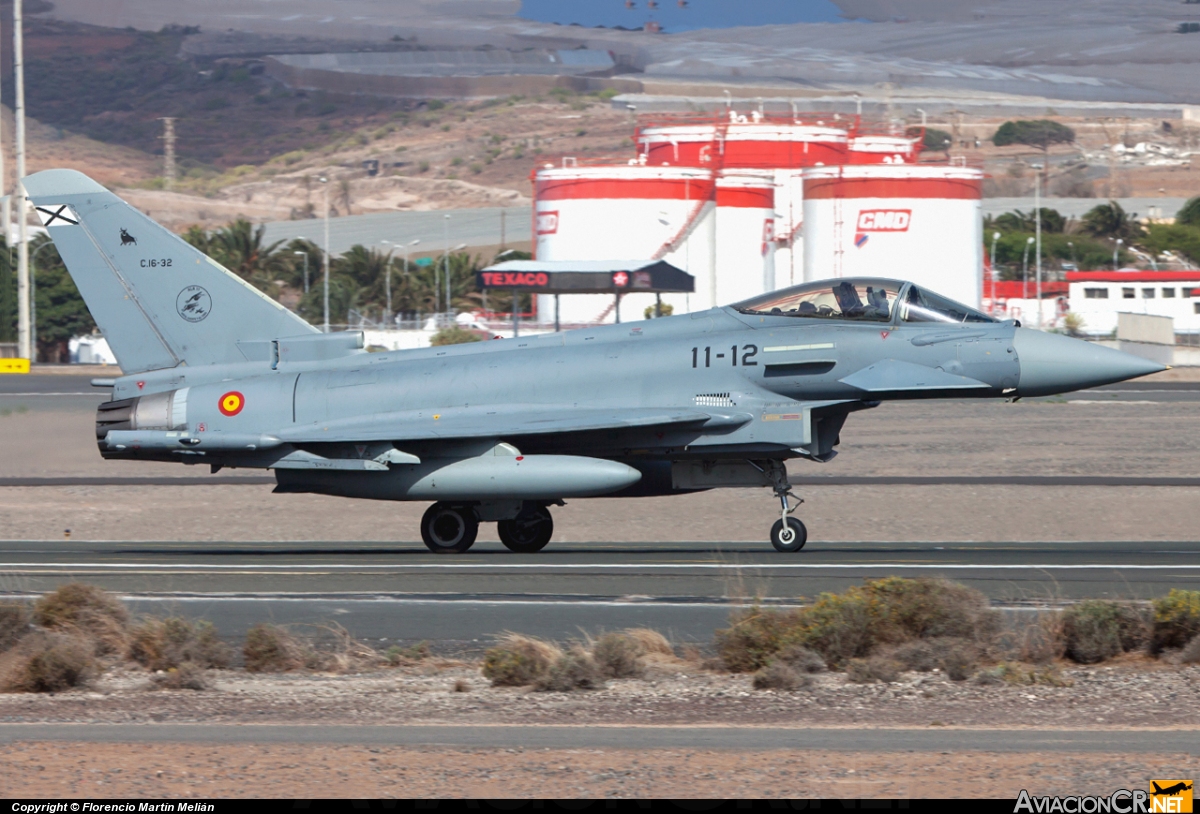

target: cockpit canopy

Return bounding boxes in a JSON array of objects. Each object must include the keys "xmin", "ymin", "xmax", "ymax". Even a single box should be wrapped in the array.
[{"xmin": 732, "ymin": 278, "xmax": 997, "ymax": 325}]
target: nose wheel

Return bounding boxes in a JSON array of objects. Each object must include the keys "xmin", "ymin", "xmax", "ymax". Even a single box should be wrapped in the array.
[
  {"xmin": 420, "ymin": 503, "xmax": 478, "ymax": 553},
  {"xmin": 760, "ymin": 459, "xmax": 807, "ymax": 552}
]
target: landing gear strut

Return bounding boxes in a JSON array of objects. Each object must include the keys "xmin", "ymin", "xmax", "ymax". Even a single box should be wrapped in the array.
[
  {"xmin": 763, "ymin": 460, "xmax": 807, "ymax": 552},
  {"xmin": 498, "ymin": 503, "xmax": 554, "ymax": 553},
  {"xmin": 420, "ymin": 502, "xmax": 479, "ymax": 554}
]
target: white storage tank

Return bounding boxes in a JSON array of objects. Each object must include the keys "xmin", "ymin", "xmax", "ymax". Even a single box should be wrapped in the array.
[
  {"xmin": 533, "ymin": 162, "xmax": 716, "ymax": 324},
  {"xmin": 715, "ymin": 169, "xmax": 777, "ymax": 306},
  {"xmin": 636, "ymin": 116, "xmax": 850, "ymax": 169},
  {"xmin": 801, "ymin": 164, "xmax": 984, "ymax": 307},
  {"xmin": 848, "ymin": 135, "xmax": 922, "ymax": 165}
]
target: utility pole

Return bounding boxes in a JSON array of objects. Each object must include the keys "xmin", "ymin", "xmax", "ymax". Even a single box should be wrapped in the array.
[
  {"xmin": 442, "ymin": 214, "xmax": 449, "ymax": 320},
  {"xmin": 14, "ymin": 0, "xmax": 30, "ymax": 360},
  {"xmin": 1034, "ymin": 168, "xmax": 1042, "ymax": 330},
  {"xmin": 0, "ymin": 11, "xmax": 8, "ymax": 253},
  {"xmin": 319, "ymin": 177, "xmax": 330, "ymax": 332},
  {"xmin": 160, "ymin": 117, "xmax": 177, "ymax": 190}
]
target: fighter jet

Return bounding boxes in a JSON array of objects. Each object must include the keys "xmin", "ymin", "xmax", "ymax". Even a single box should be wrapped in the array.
[{"xmin": 25, "ymin": 169, "xmax": 1164, "ymax": 553}]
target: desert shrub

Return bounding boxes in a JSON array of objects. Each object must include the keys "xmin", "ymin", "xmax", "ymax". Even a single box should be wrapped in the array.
[
  {"xmin": 384, "ymin": 642, "xmax": 431, "ymax": 666},
  {"xmin": 863, "ymin": 577, "xmax": 998, "ymax": 644},
  {"xmin": 0, "ymin": 602, "xmax": 31, "ymax": 651},
  {"xmin": 887, "ymin": 640, "xmax": 939, "ymax": 672},
  {"xmin": 1016, "ymin": 613, "xmax": 1065, "ymax": 664},
  {"xmin": 129, "ymin": 618, "xmax": 229, "ymax": 671},
  {"xmin": 1181, "ymin": 635, "xmax": 1200, "ymax": 665},
  {"xmin": 149, "ymin": 662, "xmax": 208, "ymax": 691},
  {"xmin": 623, "ymin": 628, "xmax": 674, "ymax": 657},
  {"xmin": 317, "ymin": 625, "xmax": 382, "ymax": 673},
  {"xmin": 845, "ymin": 656, "xmax": 902, "ymax": 684},
  {"xmin": 752, "ymin": 661, "xmax": 809, "ymax": 691},
  {"xmin": 1151, "ymin": 590, "xmax": 1200, "ymax": 652},
  {"xmin": 482, "ymin": 634, "xmax": 561, "ymax": 687},
  {"xmin": 430, "ymin": 326, "xmax": 483, "ymax": 346},
  {"xmin": 714, "ymin": 607, "xmax": 804, "ymax": 672},
  {"xmin": 2, "ymin": 631, "xmax": 97, "ymax": 692},
  {"xmin": 792, "ymin": 590, "xmax": 875, "ymax": 667},
  {"xmin": 939, "ymin": 641, "xmax": 977, "ymax": 681},
  {"xmin": 33, "ymin": 583, "xmax": 129, "ymax": 655},
  {"xmin": 974, "ymin": 662, "xmax": 1071, "ymax": 687},
  {"xmin": 774, "ymin": 644, "xmax": 826, "ymax": 674},
  {"xmin": 243, "ymin": 624, "xmax": 308, "ymax": 673},
  {"xmin": 1062, "ymin": 601, "xmax": 1147, "ymax": 664},
  {"xmin": 535, "ymin": 647, "xmax": 604, "ymax": 692},
  {"xmin": 591, "ymin": 632, "xmax": 645, "ymax": 679}
]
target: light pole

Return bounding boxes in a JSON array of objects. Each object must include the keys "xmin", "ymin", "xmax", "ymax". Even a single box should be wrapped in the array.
[
  {"xmin": 1114, "ymin": 238, "xmax": 1123, "ymax": 271},
  {"xmin": 989, "ymin": 231, "xmax": 1001, "ymax": 315},
  {"xmin": 1067, "ymin": 241, "xmax": 1076, "ymax": 273},
  {"xmin": 379, "ymin": 240, "xmax": 394, "ymax": 326},
  {"xmin": 400, "ymin": 238, "xmax": 419, "ymax": 327},
  {"xmin": 1031, "ymin": 164, "xmax": 1043, "ymax": 329},
  {"xmin": 318, "ymin": 176, "xmax": 331, "ymax": 332},
  {"xmin": 445, "ymin": 241, "xmax": 466, "ymax": 321},
  {"xmin": 492, "ymin": 248, "xmax": 517, "ymax": 317},
  {"xmin": 1022, "ymin": 236, "xmax": 1034, "ymax": 301},
  {"xmin": 293, "ymin": 250, "xmax": 309, "ymax": 294},
  {"xmin": 28, "ymin": 241, "xmax": 53, "ymax": 362}
]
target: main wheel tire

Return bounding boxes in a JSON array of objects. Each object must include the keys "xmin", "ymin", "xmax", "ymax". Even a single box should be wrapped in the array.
[
  {"xmin": 498, "ymin": 505, "xmax": 554, "ymax": 553},
  {"xmin": 420, "ymin": 503, "xmax": 478, "ymax": 554},
  {"xmin": 770, "ymin": 517, "xmax": 808, "ymax": 552}
]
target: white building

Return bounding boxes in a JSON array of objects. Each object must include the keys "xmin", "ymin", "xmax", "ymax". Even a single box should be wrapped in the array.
[{"xmin": 1067, "ymin": 271, "xmax": 1200, "ymax": 336}]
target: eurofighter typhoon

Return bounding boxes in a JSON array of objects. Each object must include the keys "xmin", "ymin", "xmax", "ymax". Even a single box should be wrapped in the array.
[{"xmin": 26, "ymin": 169, "xmax": 1164, "ymax": 552}]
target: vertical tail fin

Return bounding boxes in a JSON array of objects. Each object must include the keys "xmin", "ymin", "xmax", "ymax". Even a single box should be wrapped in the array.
[{"xmin": 23, "ymin": 169, "xmax": 316, "ymax": 374}]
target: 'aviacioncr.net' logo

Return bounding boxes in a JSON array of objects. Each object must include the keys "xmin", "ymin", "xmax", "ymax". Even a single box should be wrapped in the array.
[{"xmin": 1150, "ymin": 781, "xmax": 1193, "ymax": 813}]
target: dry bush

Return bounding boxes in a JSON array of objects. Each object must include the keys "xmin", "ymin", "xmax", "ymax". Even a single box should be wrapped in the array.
[
  {"xmin": 243, "ymin": 624, "xmax": 309, "ymax": 673},
  {"xmin": 861, "ymin": 577, "xmax": 999, "ymax": 645},
  {"xmin": 384, "ymin": 642, "xmax": 431, "ymax": 666},
  {"xmin": 886, "ymin": 640, "xmax": 939, "ymax": 672},
  {"xmin": 973, "ymin": 662, "xmax": 1071, "ymax": 687},
  {"xmin": 939, "ymin": 641, "xmax": 977, "ymax": 681},
  {"xmin": 534, "ymin": 647, "xmax": 604, "ymax": 692},
  {"xmin": 482, "ymin": 633, "xmax": 562, "ymax": 687},
  {"xmin": 452, "ymin": 678, "xmax": 470, "ymax": 692},
  {"xmin": 591, "ymin": 632, "xmax": 646, "ymax": 679},
  {"xmin": 149, "ymin": 662, "xmax": 208, "ymax": 691},
  {"xmin": 1151, "ymin": 590, "xmax": 1200, "ymax": 653},
  {"xmin": 1180, "ymin": 635, "xmax": 1200, "ymax": 665},
  {"xmin": 774, "ymin": 643, "xmax": 826, "ymax": 674},
  {"xmin": 318, "ymin": 624, "xmax": 382, "ymax": 673},
  {"xmin": 1062, "ymin": 601, "xmax": 1148, "ymax": 664},
  {"xmin": 623, "ymin": 628, "xmax": 674, "ymax": 657},
  {"xmin": 129, "ymin": 618, "xmax": 229, "ymax": 671},
  {"xmin": 845, "ymin": 656, "xmax": 902, "ymax": 684},
  {"xmin": 1016, "ymin": 612, "xmax": 1066, "ymax": 664},
  {"xmin": 1, "ymin": 631, "xmax": 97, "ymax": 692},
  {"xmin": 33, "ymin": 583, "xmax": 129, "ymax": 655},
  {"xmin": 714, "ymin": 607, "xmax": 804, "ymax": 673},
  {"xmin": 752, "ymin": 661, "xmax": 809, "ymax": 691},
  {"xmin": 0, "ymin": 602, "xmax": 31, "ymax": 652}
]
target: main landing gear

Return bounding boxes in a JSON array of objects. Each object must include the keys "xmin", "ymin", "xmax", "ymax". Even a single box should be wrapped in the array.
[
  {"xmin": 762, "ymin": 460, "xmax": 807, "ymax": 552},
  {"xmin": 419, "ymin": 501, "xmax": 556, "ymax": 554}
]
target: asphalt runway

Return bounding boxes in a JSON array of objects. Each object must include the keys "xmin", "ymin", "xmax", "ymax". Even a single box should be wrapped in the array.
[
  {"xmin": 2, "ymin": 539, "xmax": 1196, "ymax": 645},
  {"xmin": 0, "ymin": 724, "xmax": 1194, "ymax": 753}
]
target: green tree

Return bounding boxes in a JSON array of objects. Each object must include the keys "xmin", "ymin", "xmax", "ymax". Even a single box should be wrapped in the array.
[
  {"xmin": 0, "ymin": 239, "xmax": 15, "ymax": 343},
  {"xmin": 1081, "ymin": 201, "xmax": 1144, "ymax": 241},
  {"xmin": 992, "ymin": 119, "xmax": 1076, "ymax": 152},
  {"xmin": 991, "ymin": 208, "xmax": 1067, "ymax": 234},
  {"xmin": 30, "ymin": 237, "xmax": 96, "ymax": 362},
  {"xmin": 921, "ymin": 127, "xmax": 952, "ymax": 155},
  {"xmin": 183, "ymin": 219, "xmax": 290, "ymax": 295},
  {"xmin": 1177, "ymin": 195, "xmax": 1200, "ymax": 227},
  {"xmin": 1142, "ymin": 224, "xmax": 1200, "ymax": 267}
]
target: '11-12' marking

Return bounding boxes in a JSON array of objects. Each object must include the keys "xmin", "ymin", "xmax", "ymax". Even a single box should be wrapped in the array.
[{"xmin": 692, "ymin": 345, "xmax": 758, "ymax": 368}]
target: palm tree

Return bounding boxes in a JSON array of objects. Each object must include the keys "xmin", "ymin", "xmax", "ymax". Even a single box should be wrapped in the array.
[{"xmin": 1082, "ymin": 201, "xmax": 1143, "ymax": 241}]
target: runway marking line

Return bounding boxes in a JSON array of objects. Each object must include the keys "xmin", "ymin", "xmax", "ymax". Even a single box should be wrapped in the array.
[{"xmin": 1, "ymin": 562, "xmax": 1197, "ymax": 570}]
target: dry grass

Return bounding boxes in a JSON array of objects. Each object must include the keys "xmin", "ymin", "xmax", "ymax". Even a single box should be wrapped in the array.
[
  {"xmin": 0, "ymin": 602, "xmax": 31, "ymax": 652},
  {"xmin": 482, "ymin": 633, "xmax": 562, "ymax": 687},
  {"xmin": 622, "ymin": 629, "xmax": 674, "ymax": 657},
  {"xmin": 590, "ymin": 632, "xmax": 646, "ymax": 679},
  {"xmin": 32, "ymin": 583, "xmax": 129, "ymax": 656},
  {"xmin": 534, "ymin": 647, "xmax": 605, "ymax": 692},
  {"xmin": 384, "ymin": 642, "xmax": 432, "ymax": 666},
  {"xmin": 973, "ymin": 662, "xmax": 1073, "ymax": 687},
  {"xmin": 1, "ymin": 630, "xmax": 97, "ymax": 692},
  {"xmin": 752, "ymin": 661, "xmax": 810, "ymax": 691},
  {"xmin": 242, "ymin": 624, "xmax": 310, "ymax": 673},
  {"xmin": 128, "ymin": 618, "xmax": 229, "ymax": 671},
  {"xmin": 845, "ymin": 656, "xmax": 903, "ymax": 684},
  {"xmin": 148, "ymin": 662, "xmax": 209, "ymax": 691},
  {"xmin": 1181, "ymin": 635, "xmax": 1200, "ymax": 665}
]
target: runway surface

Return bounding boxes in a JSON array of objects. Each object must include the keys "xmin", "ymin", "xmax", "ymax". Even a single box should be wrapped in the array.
[
  {"xmin": 0, "ymin": 724, "xmax": 1193, "ymax": 753},
  {"xmin": 2, "ymin": 539, "xmax": 1196, "ymax": 645}
]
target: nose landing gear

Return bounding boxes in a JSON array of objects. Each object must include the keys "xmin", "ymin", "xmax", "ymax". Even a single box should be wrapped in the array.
[{"xmin": 763, "ymin": 460, "xmax": 807, "ymax": 552}]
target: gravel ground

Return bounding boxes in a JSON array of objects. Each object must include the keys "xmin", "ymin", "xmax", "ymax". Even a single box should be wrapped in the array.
[
  {"xmin": 2, "ymin": 742, "xmax": 1195, "ymax": 798},
  {"xmin": 1, "ymin": 657, "xmax": 1197, "ymax": 730}
]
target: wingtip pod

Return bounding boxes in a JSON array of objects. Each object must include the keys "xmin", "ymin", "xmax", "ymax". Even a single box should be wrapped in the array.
[{"xmin": 23, "ymin": 168, "xmax": 109, "ymax": 198}]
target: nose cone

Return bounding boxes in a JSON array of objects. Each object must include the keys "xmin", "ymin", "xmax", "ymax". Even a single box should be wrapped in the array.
[{"xmin": 1014, "ymin": 328, "xmax": 1166, "ymax": 397}]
